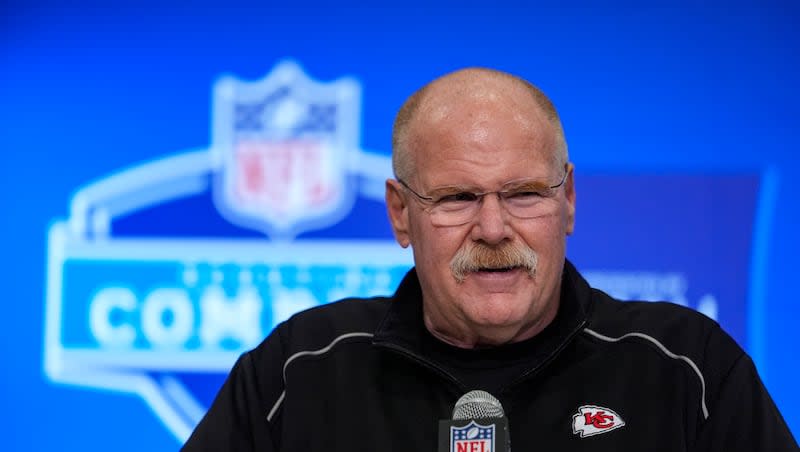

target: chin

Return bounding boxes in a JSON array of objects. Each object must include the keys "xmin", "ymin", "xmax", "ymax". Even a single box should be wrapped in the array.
[{"xmin": 463, "ymin": 293, "xmax": 531, "ymax": 327}]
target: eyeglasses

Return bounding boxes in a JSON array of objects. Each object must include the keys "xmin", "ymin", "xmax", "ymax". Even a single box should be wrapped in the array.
[{"xmin": 397, "ymin": 164, "xmax": 569, "ymax": 227}]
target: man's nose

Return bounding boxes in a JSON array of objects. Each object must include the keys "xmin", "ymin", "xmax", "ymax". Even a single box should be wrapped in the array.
[{"xmin": 470, "ymin": 193, "xmax": 512, "ymax": 245}]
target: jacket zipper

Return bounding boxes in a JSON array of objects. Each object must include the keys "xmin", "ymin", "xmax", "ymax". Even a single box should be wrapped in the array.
[{"xmin": 500, "ymin": 318, "xmax": 588, "ymax": 393}]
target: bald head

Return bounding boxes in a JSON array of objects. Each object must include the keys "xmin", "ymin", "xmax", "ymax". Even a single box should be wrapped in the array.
[{"xmin": 391, "ymin": 68, "xmax": 568, "ymax": 181}]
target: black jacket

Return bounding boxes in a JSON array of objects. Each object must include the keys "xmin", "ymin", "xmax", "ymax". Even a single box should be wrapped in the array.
[{"xmin": 183, "ymin": 261, "xmax": 797, "ymax": 451}]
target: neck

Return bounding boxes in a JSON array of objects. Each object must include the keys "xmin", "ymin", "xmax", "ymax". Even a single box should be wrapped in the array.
[{"xmin": 422, "ymin": 293, "xmax": 560, "ymax": 349}]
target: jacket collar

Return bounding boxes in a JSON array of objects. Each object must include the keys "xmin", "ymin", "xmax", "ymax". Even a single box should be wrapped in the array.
[{"xmin": 373, "ymin": 259, "xmax": 594, "ymax": 373}]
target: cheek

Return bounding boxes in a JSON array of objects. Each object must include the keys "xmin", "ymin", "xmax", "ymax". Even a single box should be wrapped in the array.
[
  {"xmin": 408, "ymin": 219, "xmax": 464, "ymax": 268},
  {"xmin": 519, "ymin": 219, "xmax": 567, "ymax": 259}
]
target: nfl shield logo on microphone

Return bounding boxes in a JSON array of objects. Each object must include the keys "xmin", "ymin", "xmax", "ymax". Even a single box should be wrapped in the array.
[{"xmin": 451, "ymin": 420, "xmax": 495, "ymax": 452}]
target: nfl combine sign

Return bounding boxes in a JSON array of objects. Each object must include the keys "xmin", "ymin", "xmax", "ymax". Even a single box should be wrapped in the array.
[{"xmin": 44, "ymin": 61, "xmax": 412, "ymax": 442}]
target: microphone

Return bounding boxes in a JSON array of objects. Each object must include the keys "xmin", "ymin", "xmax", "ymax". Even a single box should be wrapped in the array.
[{"xmin": 438, "ymin": 390, "xmax": 511, "ymax": 452}]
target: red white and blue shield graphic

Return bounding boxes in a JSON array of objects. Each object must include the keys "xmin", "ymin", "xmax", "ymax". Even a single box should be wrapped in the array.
[
  {"xmin": 212, "ymin": 60, "xmax": 361, "ymax": 239},
  {"xmin": 451, "ymin": 420, "xmax": 495, "ymax": 452}
]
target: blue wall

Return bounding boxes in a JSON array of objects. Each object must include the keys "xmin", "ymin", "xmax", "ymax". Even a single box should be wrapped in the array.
[{"xmin": 2, "ymin": 1, "xmax": 798, "ymax": 449}]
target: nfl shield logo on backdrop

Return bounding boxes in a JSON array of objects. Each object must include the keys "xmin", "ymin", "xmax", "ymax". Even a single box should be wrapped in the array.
[
  {"xmin": 451, "ymin": 420, "xmax": 495, "ymax": 452},
  {"xmin": 211, "ymin": 60, "xmax": 361, "ymax": 239}
]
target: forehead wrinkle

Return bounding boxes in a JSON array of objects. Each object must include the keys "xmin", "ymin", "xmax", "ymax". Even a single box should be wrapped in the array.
[
  {"xmin": 409, "ymin": 107, "xmax": 549, "ymax": 161},
  {"xmin": 413, "ymin": 132, "xmax": 555, "ymax": 186}
]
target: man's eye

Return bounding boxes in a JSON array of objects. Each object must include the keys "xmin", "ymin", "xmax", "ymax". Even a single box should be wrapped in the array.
[
  {"xmin": 437, "ymin": 192, "xmax": 478, "ymax": 203},
  {"xmin": 506, "ymin": 190, "xmax": 545, "ymax": 199}
]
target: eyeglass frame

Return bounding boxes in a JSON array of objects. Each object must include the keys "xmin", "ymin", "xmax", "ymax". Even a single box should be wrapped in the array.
[{"xmin": 395, "ymin": 163, "xmax": 570, "ymax": 226}]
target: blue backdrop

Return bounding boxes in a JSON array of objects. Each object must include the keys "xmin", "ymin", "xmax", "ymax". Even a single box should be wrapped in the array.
[{"xmin": 2, "ymin": 1, "xmax": 798, "ymax": 449}]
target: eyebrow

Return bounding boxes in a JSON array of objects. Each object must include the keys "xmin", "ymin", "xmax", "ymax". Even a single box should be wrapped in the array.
[
  {"xmin": 504, "ymin": 179, "xmax": 551, "ymax": 191},
  {"xmin": 425, "ymin": 184, "xmax": 481, "ymax": 196}
]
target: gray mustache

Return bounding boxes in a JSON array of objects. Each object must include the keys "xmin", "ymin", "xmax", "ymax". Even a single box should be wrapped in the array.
[{"xmin": 450, "ymin": 242, "xmax": 538, "ymax": 283}]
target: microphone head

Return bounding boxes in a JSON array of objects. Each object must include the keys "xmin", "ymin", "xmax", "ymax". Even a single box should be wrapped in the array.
[{"xmin": 452, "ymin": 390, "xmax": 506, "ymax": 420}]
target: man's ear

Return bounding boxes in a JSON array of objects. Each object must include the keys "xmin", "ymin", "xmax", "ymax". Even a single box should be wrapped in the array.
[
  {"xmin": 564, "ymin": 163, "xmax": 576, "ymax": 235},
  {"xmin": 385, "ymin": 179, "xmax": 411, "ymax": 248}
]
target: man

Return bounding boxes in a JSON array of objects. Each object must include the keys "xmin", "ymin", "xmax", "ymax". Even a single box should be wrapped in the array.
[{"xmin": 183, "ymin": 68, "xmax": 797, "ymax": 450}]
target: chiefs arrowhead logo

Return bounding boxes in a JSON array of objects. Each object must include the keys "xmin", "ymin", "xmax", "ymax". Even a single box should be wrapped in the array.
[{"xmin": 572, "ymin": 405, "xmax": 625, "ymax": 438}]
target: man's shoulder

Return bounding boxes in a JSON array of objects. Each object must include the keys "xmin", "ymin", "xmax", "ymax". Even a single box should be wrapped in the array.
[
  {"xmin": 583, "ymin": 287, "xmax": 739, "ymax": 362},
  {"xmin": 589, "ymin": 287, "xmax": 718, "ymax": 330},
  {"xmin": 264, "ymin": 296, "xmax": 392, "ymax": 354}
]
